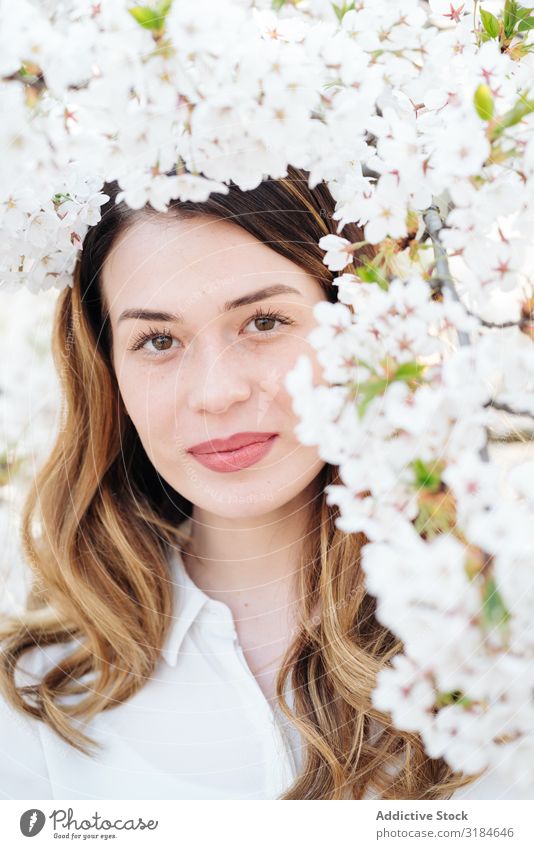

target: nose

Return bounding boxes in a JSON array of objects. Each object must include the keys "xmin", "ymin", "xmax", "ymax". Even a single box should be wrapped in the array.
[{"xmin": 185, "ymin": 339, "xmax": 252, "ymax": 415}]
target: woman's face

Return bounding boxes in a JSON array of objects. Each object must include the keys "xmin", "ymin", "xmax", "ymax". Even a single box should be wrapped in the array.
[{"xmin": 101, "ymin": 213, "xmax": 328, "ymax": 519}]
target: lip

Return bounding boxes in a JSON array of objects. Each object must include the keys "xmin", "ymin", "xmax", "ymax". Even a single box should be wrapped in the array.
[
  {"xmin": 188, "ymin": 433, "xmax": 278, "ymax": 473},
  {"xmin": 187, "ymin": 432, "xmax": 279, "ymax": 454}
]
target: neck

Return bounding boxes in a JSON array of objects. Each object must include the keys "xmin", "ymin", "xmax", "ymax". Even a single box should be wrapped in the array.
[{"xmin": 181, "ymin": 477, "xmax": 322, "ymax": 628}]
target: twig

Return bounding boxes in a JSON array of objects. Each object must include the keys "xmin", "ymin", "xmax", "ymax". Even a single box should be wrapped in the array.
[
  {"xmin": 454, "ymin": 301, "xmax": 522, "ymax": 329},
  {"xmin": 423, "ymin": 205, "xmax": 490, "ymax": 461},
  {"xmin": 423, "ymin": 207, "xmax": 471, "ymax": 347},
  {"xmin": 484, "ymin": 400, "xmax": 534, "ymax": 421},
  {"xmin": 473, "ymin": 0, "xmax": 480, "ymax": 38},
  {"xmin": 470, "ymin": 316, "xmax": 520, "ymax": 329},
  {"xmin": 423, "ymin": 206, "xmax": 532, "ymax": 437}
]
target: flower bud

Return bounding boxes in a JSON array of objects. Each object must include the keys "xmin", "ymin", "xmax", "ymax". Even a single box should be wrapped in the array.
[
  {"xmin": 464, "ymin": 544, "xmax": 492, "ymax": 580},
  {"xmin": 520, "ymin": 294, "xmax": 534, "ymax": 341},
  {"xmin": 474, "ymin": 84, "xmax": 495, "ymax": 121}
]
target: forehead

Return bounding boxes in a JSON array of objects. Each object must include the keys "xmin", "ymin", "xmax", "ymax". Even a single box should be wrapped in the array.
[{"xmin": 101, "ymin": 213, "xmax": 317, "ymax": 320}]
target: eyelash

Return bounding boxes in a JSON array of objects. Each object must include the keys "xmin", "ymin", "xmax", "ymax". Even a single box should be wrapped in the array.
[{"xmin": 128, "ymin": 306, "xmax": 295, "ymax": 357}]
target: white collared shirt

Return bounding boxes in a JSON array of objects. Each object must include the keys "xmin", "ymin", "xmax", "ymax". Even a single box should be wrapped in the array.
[
  {"xmin": 0, "ymin": 546, "xmax": 304, "ymax": 800},
  {"xmin": 0, "ymin": 547, "xmax": 525, "ymax": 800}
]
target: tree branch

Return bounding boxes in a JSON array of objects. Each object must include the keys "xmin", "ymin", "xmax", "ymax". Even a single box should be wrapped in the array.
[
  {"xmin": 423, "ymin": 205, "xmax": 490, "ymax": 461},
  {"xmin": 424, "ymin": 206, "xmax": 534, "ymax": 452},
  {"xmin": 470, "ymin": 316, "xmax": 520, "ymax": 329},
  {"xmin": 484, "ymin": 400, "xmax": 534, "ymax": 421},
  {"xmin": 423, "ymin": 207, "xmax": 471, "ymax": 347}
]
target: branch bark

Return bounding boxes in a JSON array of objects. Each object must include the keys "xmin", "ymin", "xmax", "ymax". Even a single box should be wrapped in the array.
[
  {"xmin": 423, "ymin": 205, "xmax": 490, "ymax": 461},
  {"xmin": 484, "ymin": 400, "xmax": 534, "ymax": 421},
  {"xmin": 423, "ymin": 207, "xmax": 471, "ymax": 347}
]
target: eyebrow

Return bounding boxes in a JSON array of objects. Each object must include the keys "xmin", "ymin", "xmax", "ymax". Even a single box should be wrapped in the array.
[{"xmin": 117, "ymin": 284, "xmax": 303, "ymax": 325}]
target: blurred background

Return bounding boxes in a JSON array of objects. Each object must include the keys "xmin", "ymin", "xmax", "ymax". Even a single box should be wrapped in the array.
[{"xmin": 1, "ymin": 286, "xmax": 61, "ymax": 613}]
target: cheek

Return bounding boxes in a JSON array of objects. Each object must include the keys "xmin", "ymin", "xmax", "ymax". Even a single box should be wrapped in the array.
[
  {"xmin": 253, "ymin": 337, "xmax": 324, "ymax": 415},
  {"xmin": 280, "ymin": 333, "xmax": 329, "ymax": 392},
  {"xmin": 116, "ymin": 366, "xmax": 175, "ymax": 438}
]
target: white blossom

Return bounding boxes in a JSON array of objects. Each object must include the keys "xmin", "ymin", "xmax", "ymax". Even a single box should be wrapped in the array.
[{"xmin": 2, "ymin": 0, "xmax": 534, "ymax": 793}]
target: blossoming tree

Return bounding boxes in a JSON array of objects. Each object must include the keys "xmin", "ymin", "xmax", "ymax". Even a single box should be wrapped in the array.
[{"xmin": 1, "ymin": 0, "xmax": 534, "ymax": 790}]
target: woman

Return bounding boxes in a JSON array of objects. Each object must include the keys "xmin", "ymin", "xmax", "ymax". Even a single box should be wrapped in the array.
[{"xmin": 0, "ymin": 166, "xmax": 503, "ymax": 800}]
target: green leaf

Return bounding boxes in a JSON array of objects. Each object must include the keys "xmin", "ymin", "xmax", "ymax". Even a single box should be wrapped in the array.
[
  {"xmin": 410, "ymin": 459, "xmax": 443, "ymax": 493},
  {"xmin": 480, "ymin": 8, "xmax": 501, "ymax": 38},
  {"xmin": 503, "ymin": 0, "xmax": 530, "ymax": 35},
  {"xmin": 393, "ymin": 361, "xmax": 426, "ymax": 382},
  {"xmin": 506, "ymin": 0, "xmax": 516, "ymax": 34},
  {"xmin": 492, "ymin": 94, "xmax": 534, "ymax": 138},
  {"xmin": 157, "ymin": 0, "xmax": 173, "ymax": 14},
  {"xmin": 332, "ymin": 2, "xmax": 356, "ymax": 22},
  {"xmin": 18, "ymin": 66, "xmax": 34, "ymax": 79},
  {"xmin": 355, "ymin": 263, "xmax": 389, "ymax": 290},
  {"xmin": 518, "ymin": 15, "xmax": 534, "ymax": 29},
  {"xmin": 128, "ymin": 3, "xmax": 170, "ymax": 30},
  {"xmin": 435, "ymin": 690, "xmax": 475, "ymax": 709},
  {"xmin": 356, "ymin": 378, "xmax": 389, "ymax": 418},
  {"xmin": 355, "ymin": 361, "xmax": 424, "ymax": 418},
  {"xmin": 271, "ymin": 0, "xmax": 287, "ymax": 9},
  {"xmin": 52, "ymin": 192, "xmax": 74, "ymax": 206},
  {"xmin": 474, "ymin": 84, "xmax": 495, "ymax": 121},
  {"xmin": 481, "ymin": 577, "xmax": 511, "ymax": 632},
  {"xmin": 354, "ymin": 357, "xmax": 376, "ymax": 374}
]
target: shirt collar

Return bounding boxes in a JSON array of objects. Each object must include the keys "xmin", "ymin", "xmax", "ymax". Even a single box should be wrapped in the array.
[{"xmin": 161, "ymin": 533, "xmax": 236, "ymax": 667}]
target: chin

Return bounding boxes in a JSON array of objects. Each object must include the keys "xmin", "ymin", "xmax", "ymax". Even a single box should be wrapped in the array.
[{"xmin": 197, "ymin": 490, "xmax": 278, "ymax": 520}]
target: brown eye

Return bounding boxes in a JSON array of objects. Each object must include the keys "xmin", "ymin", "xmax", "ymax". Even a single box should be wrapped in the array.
[
  {"xmin": 129, "ymin": 326, "xmax": 178, "ymax": 356},
  {"xmin": 152, "ymin": 334, "xmax": 173, "ymax": 351},
  {"xmin": 254, "ymin": 316, "xmax": 277, "ymax": 332},
  {"xmin": 244, "ymin": 308, "xmax": 294, "ymax": 337}
]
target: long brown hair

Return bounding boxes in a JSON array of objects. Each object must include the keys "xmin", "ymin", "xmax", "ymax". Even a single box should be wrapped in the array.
[{"xmin": 0, "ymin": 166, "xmax": 477, "ymax": 798}]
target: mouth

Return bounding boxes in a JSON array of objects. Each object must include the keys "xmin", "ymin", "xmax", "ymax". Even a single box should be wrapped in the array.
[
  {"xmin": 188, "ymin": 434, "xmax": 279, "ymax": 473},
  {"xmin": 187, "ymin": 431, "xmax": 278, "ymax": 454}
]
